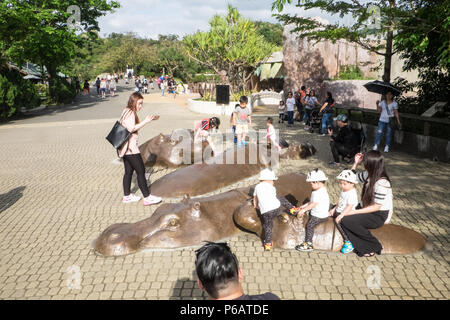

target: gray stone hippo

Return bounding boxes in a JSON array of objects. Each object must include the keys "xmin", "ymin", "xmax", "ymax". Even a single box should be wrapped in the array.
[
  {"xmin": 149, "ymin": 142, "xmax": 316, "ymax": 198},
  {"xmin": 94, "ymin": 189, "xmax": 250, "ymax": 256}
]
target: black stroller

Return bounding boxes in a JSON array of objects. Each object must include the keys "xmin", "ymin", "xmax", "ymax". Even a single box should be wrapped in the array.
[{"xmin": 308, "ymin": 107, "xmax": 323, "ymax": 133}]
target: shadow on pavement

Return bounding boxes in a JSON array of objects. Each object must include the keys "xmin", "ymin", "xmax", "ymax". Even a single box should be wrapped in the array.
[
  {"xmin": 0, "ymin": 186, "xmax": 26, "ymax": 214},
  {"xmin": 169, "ymin": 270, "xmax": 207, "ymax": 300}
]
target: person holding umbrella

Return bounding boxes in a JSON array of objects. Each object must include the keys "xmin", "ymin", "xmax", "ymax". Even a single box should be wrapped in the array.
[
  {"xmin": 363, "ymin": 81, "xmax": 402, "ymax": 153},
  {"xmin": 373, "ymin": 91, "xmax": 402, "ymax": 153}
]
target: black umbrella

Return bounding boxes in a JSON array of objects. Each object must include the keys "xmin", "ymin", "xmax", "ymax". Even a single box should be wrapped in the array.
[{"xmin": 363, "ymin": 80, "xmax": 402, "ymax": 96}]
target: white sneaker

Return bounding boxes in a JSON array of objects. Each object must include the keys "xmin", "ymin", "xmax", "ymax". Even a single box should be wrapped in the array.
[
  {"xmin": 384, "ymin": 145, "xmax": 389, "ymax": 153},
  {"xmin": 145, "ymin": 172, "xmax": 151, "ymax": 180},
  {"xmin": 122, "ymin": 193, "xmax": 141, "ymax": 203},
  {"xmin": 143, "ymin": 194, "xmax": 162, "ymax": 206},
  {"xmin": 373, "ymin": 144, "xmax": 378, "ymax": 151}
]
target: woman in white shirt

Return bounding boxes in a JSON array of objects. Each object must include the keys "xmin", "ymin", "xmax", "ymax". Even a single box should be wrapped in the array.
[
  {"xmin": 373, "ymin": 91, "xmax": 402, "ymax": 153},
  {"xmin": 340, "ymin": 150, "xmax": 394, "ymax": 257}
]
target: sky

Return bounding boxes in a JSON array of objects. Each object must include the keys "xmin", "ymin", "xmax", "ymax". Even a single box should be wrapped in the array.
[{"xmin": 97, "ymin": 0, "xmax": 346, "ymax": 39}]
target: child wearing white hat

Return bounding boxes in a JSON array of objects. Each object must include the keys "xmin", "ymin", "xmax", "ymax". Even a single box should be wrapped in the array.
[
  {"xmin": 295, "ymin": 169, "xmax": 330, "ymax": 252},
  {"xmin": 329, "ymin": 169, "xmax": 359, "ymax": 253},
  {"xmin": 253, "ymin": 168, "xmax": 298, "ymax": 251}
]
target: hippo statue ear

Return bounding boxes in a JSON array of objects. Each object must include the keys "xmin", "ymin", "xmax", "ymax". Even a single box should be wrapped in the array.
[{"xmin": 183, "ymin": 194, "xmax": 190, "ymax": 200}]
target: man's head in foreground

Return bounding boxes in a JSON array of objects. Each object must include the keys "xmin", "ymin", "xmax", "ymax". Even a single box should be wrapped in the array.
[{"xmin": 195, "ymin": 242, "xmax": 244, "ymax": 300}]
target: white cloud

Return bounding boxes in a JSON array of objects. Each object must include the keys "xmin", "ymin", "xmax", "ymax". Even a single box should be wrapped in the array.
[{"xmin": 97, "ymin": 0, "xmax": 342, "ymax": 39}]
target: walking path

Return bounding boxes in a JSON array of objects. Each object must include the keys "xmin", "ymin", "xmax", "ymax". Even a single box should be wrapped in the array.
[{"xmin": 0, "ymin": 82, "xmax": 448, "ymax": 300}]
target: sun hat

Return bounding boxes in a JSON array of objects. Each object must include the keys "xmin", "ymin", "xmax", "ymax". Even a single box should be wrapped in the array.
[
  {"xmin": 306, "ymin": 169, "xmax": 328, "ymax": 182},
  {"xmin": 259, "ymin": 168, "xmax": 278, "ymax": 181},
  {"xmin": 336, "ymin": 170, "xmax": 358, "ymax": 184},
  {"xmin": 334, "ymin": 114, "xmax": 348, "ymax": 123}
]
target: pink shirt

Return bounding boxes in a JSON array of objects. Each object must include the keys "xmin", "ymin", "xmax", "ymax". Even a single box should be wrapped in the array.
[{"xmin": 118, "ymin": 109, "xmax": 140, "ymax": 157}]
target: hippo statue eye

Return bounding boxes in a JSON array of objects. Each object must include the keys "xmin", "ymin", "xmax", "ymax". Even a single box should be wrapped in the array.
[
  {"xmin": 170, "ymin": 139, "xmax": 177, "ymax": 145},
  {"xmin": 169, "ymin": 219, "xmax": 179, "ymax": 227}
]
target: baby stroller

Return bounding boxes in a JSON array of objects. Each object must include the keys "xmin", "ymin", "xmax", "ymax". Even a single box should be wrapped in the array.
[{"xmin": 308, "ymin": 107, "xmax": 323, "ymax": 133}]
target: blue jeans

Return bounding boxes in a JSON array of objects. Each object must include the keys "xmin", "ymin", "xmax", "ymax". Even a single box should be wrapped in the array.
[
  {"xmin": 321, "ymin": 113, "xmax": 332, "ymax": 134},
  {"xmin": 287, "ymin": 111, "xmax": 294, "ymax": 125},
  {"xmin": 374, "ymin": 121, "xmax": 391, "ymax": 147}
]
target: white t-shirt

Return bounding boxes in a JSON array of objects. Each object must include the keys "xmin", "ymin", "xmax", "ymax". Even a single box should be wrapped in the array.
[
  {"xmin": 357, "ymin": 171, "xmax": 393, "ymax": 223},
  {"xmin": 310, "ymin": 187, "xmax": 330, "ymax": 219},
  {"xmin": 305, "ymin": 96, "xmax": 318, "ymax": 109},
  {"xmin": 379, "ymin": 100, "xmax": 398, "ymax": 123},
  {"xmin": 266, "ymin": 125, "xmax": 277, "ymax": 145},
  {"xmin": 286, "ymin": 98, "xmax": 296, "ymax": 112},
  {"xmin": 253, "ymin": 182, "xmax": 281, "ymax": 214},
  {"xmin": 336, "ymin": 189, "xmax": 358, "ymax": 213},
  {"xmin": 278, "ymin": 104, "xmax": 285, "ymax": 113}
]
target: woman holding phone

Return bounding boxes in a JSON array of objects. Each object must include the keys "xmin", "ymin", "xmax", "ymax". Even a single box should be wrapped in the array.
[{"xmin": 118, "ymin": 92, "xmax": 162, "ymax": 206}]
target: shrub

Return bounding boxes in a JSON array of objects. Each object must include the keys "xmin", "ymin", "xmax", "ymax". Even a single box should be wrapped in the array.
[
  {"xmin": 0, "ymin": 68, "xmax": 40, "ymax": 120},
  {"xmin": 50, "ymin": 76, "xmax": 76, "ymax": 104}
]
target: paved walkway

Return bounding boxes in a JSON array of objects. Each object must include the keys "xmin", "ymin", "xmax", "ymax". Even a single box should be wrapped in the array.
[{"xmin": 0, "ymin": 83, "xmax": 448, "ymax": 300}]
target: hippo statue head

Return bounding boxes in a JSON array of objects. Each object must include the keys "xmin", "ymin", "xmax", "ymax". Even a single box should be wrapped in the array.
[{"xmin": 94, "ymin": 191, "xmax": 245, "ymax": 256}]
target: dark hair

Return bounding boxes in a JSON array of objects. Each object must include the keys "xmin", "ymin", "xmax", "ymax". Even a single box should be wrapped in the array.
[
  {"xmin": 235, "ymin": 104, "xmax": 240, "ymax": 108},
  {"xmin": 327, "ymin": 91, "xmax": 333, "ymax": 100},
  {"xmin": 126, "ymin": 92, "xmax": 144, "ymax": 124},
  {"xmin": 310, "ymin": 90, "xmax": 315, "ymax": 96},
  {"xmin": 267, "ymin": 117, "xmax": 273, "ymax": 124},
  {"xmin": 239, "ymin": 96, "xmax": 248, "ymax": 104},
  {"xmin": 288, "ymin": 92, "xmax": 293, "ymax": 96},
  {"xmin": 279, "ymin": 100, "xmax": 284, "ymax": 105},
  {"xmin": 361, "ymin": 150, "xmax": 391, "ymax": 207},
  {"xmin": 195, "ymin": 242, "xmax": 239, "ymax": 299},
  {"xmin": 209, "ymin": 117, "xmax": 220, "ymax": 129},
  {"xmin": 301, "ymin": 86, "xmax": 306, "ymax": 90}
]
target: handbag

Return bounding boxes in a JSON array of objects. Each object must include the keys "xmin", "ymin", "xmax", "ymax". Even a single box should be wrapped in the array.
[{"xmin": 106, "ymin": 110, "xmax": 132, "ymax": 150}]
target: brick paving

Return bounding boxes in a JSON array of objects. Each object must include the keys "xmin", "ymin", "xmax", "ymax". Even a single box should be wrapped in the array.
[{"xmin": 0, "ymin": 83, "xmax": 449, "ymax": 300}]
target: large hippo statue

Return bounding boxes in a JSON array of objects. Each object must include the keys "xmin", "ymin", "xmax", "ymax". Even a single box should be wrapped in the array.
[
  {"xmin": 149, "ymin": 142, "xmax": 316, "ymax": 198},
  {"xmin": 139, "ymin": 129, "xmax": 316, "ymax": 168},
  {"xmin": 94, "ymin": 189, "xmax": 250, "ymax": 256}
]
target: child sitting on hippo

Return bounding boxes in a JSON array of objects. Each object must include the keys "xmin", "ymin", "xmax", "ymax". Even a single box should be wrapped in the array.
[
  {"xmin": 328, "ymin": 169, "xmax": 359, "ymax": 254},
  {"xmin": 295, "ymin": 169, "xmax": 330, "ymax": 252},
  {"xmin": 253, "ymin": 168, "xmax": 300, "ymax": 251}
]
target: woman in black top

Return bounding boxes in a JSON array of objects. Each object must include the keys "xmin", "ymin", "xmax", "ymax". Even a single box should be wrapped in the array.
[{"xmin": 319, "ymin": 91, "xmax": 335, "ymax": 136}]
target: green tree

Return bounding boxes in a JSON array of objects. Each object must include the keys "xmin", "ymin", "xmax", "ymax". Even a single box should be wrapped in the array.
[
  {"xmin": 254, "ymin": 21, "xmax": 284, "ymax": 47},
  {"xmin": 1, "ymin": 0, "xmax": 119, "ymax": 101},
  {"xmin": 393, "ymin": 0, "xmax": 450, "ymax": 112},
  {"xmin": 184, "ymin": 5, "xmax": 274, "ymax": 93}
]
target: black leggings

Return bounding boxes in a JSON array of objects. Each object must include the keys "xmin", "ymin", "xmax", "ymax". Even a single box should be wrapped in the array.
[
  {"xmin": 305, "ymin": 215, "xmax": 329, "ymax": 243},
  {"xmin": 123, "ymin": 153, "xmax": 150, "ymax": 198},
  {"xmin": 260, "ymin": 197, "xmax": 296, "ymax": 244},
  {"xmin": 332, "ymin": 210, "xmax": 350, "ymax": 242},
  {"xmin": 304, "ymin": 108, "xmax": 312, "ymax": 126}
]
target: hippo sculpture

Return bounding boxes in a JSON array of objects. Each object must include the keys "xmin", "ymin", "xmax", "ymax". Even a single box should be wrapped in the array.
[
  {"xmin": 139, "ymin": 129, "xmax": 315, "ymax": 168},
  {"xmin": 149, "ymin": 142, "xmax": 316, "ymax": 198},
  {"xmin": 94, "ymin": 173, "xmax": 428, "ymax": 256}
]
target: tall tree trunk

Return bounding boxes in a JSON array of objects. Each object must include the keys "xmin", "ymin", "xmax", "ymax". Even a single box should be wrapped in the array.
[{"xmin": 383, "ymin": 0, "xmax": 396, "ymax": 83}]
